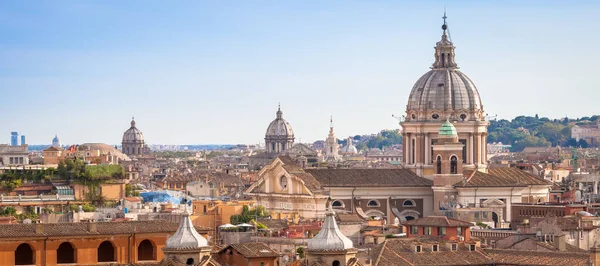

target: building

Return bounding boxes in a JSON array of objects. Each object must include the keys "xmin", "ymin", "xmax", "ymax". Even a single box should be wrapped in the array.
[
  {"xmin": 323, "ymin": 117, "xmax": 341, "ymax": 161},
  {"xmin": 11, "ymin": 132, "xmax": 18, "ymax": 146},
  {"xmin": 122, "ymin": 117, "xmax": 147, "ymax": 157},
  {"xmin": 572, "ymin": 119, "xmax": 600, "ymax": 146},
  {"xmin": 400, "ymin": 15, "xmax": 488, "ymax": 178},
  {"xmin": 302, "ymin": 207, "xmax": 363, "ymax": 266},
  {"xmin": 0, "ymin": 144, "xmax": 29, "ymax": 166},
  {"xmin": 404, "ymin": 216, "xmax": 472, "ymax": 241},
  {"xmin": 265, "ymin": 104, "xmax": 294, "ymax": 154},
  {"xmin": 340, "ymin": 137, "xmax": 358, "ymax": 155},
  {"xmin": 216, "ymin": 242, "xmax": 279, "ymax": 266},
  {"xmin": 20, "ymin": 135, "xmax": 26, "ymax": 146},
  {"xmin": 246, "ymin": 156, "xmax": 433, "ymax": 222},
  {"xmin": 0, "ymin": 220, "xmax": 211, "ymax": 266},
  {"xmin": 51, "ymin": 135, "xmax": 60, "ymax": 147}
]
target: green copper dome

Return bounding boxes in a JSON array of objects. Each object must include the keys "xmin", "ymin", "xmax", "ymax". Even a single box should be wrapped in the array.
[{"xmin": 439, "ymin": 120, "xmax": 458, "ymax": 136}]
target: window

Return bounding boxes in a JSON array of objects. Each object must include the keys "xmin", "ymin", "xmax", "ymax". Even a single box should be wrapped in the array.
[
  {"xmin": 332, "ymin": 261, "xmax": 340, "ymax": 266},
  {"xmin": 367, "ymin": 200, "xmax": 379, "ymax": 207},
  {"xmin": 474, "ymin": 212, "xmax": 479, "ymax": 219},
  {"xmin": 432, "ymin": 113, "xmax": 440, "ymax": 120},
  {"xmin": 436, "ymin": 156, "xmax": 442, "ymax": 174},
  {"xmin": 450, "ymin": 156, "xmax": 458, "ymax": 174},
  {"xmin": 424, "ymin": 227, "xmax": 432, "ymax": 235},
  {"xmin": 439, "ymin": 227, "xmax": 446, "ymax": 236},
  {"xmin": 483, "ymin": 212, "xmax": 489, "ymax": 219},
  {"xmin": 451, "ymin": 243, "xmax": 458, "ymax": 251},
  {"xmin": 332, "ymin": 200, "xmax": 344, "ymax": 208},
  {"xmin": 411, "ymin": 226, "xmax": 418, "ymax": 234},
  {"xmin": 280, "ymin": 176, "xmax": 288, "ymax": 189},
  {"xmin": 457, "ymin": 227, "xmax": 463, "ymax": 236},
  {"xmin": 469, "ymin": 244, "xmax": 476, "ymax": 251},
  {"xmin": 402, "ymin": 200, "xmax": 416, "ymax": 207},
  {"xmin": 460, "ymin": 114, "xmax": 467, "ymax": 121},
  {"xmin": 415, "ymin": 245, "xmax": 422, "ymax": 253},
  {"xmin": 432, "ymin": 244, "xmax": 439, "ymax": 252}
]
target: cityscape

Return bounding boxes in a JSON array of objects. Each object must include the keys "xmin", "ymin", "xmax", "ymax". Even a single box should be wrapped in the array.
[{"xmin": 1, "ymin": 1, "xmax": 600, "ymax": 266}]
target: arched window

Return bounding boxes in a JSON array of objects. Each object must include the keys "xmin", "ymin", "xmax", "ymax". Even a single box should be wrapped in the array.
[
  {"xmin": 441, "ymin": 53, "xmax": 446, "ymax": 66},
  {"xmin": 138, "ymin": 239, "xmax": 156, "ymax": 261},
  {"xmin": 436, "ymin": 156, "xmax": 442, "ymax": 174},
  {"xmin": 57, "ymin": 242, "xmax": 76, "ymax": 264},
  {"xmin": 15, "ymin": 243, "xmax": 34, "ymax": 265},
  {"xmin": 450, "ymin": 156, "xmax": 458, "ymax": 174},
  {"xmin": 333, "ymin": 260, "xmax": 341, "ymax": 266},
  {"xmin": 98, "ymin": 241, "xmax": 115, "ymax": 262},
  {"xmin": 332, "ymin": 200, "xmax": 344, "ymax": 209},
  {"xmin": 272, "ymin": 143, "xmax": 276, "ymax": 152},
  {"xmin": 367, "ymin": 200, "xmax": 380, "ymax": 207},
  {"xmin": 403, "ymin": 200, "xmax": 416, "ymax": 207}
]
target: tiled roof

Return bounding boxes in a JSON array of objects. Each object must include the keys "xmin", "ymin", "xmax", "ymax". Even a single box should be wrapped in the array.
[
  {"xmin": 336, "ymin": 213, "xmax": 365, "ymax": 224},
  {"xmin": 305, "ymin": 169, "xmax": 432, "ymax": 187},
  {"xmin": 456, "ymin": 168, "xmax": 551, "ymax": 187},
  {"xmin": 402, "ymin": 216, "xmax": 472, "ymax": 227},
  {"xmin": 43, "ymin": 146, "xmax": 63, "ymax": 151},
  {"xmin": 484, "ymin": 248, "xmax": 589, "ymax": 266},
  {"xmin": 0, "ymin": 220, "xmax": 210, "ymax": 238},
  {"xmin": 221, "ymin": 242, "xmax": 279, "ymax": 258},
  {"xmin": 373, "ymin": 238, "xmax": 493, "ymax": 266}
]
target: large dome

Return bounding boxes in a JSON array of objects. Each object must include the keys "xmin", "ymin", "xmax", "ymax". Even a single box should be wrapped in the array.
[
  {"xmin": 405, "ymin": 23, "xmax": 484, "ymax": 122},
  {"xmin": 265, "ymin": 107, "xmax": 294, "ymax": 137},
  {"xmin": 122, "ymin": 118, "xmax": 145, "ymax": 143}
]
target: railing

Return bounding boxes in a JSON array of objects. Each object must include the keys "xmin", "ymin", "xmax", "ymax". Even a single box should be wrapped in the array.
[{"xmin": 0, "ymin": 194, "xmax": 75, "ymax": 202}]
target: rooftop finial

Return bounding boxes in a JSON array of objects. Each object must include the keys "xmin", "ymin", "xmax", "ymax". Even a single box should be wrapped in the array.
[
  {"xmin": 276, "ymin": 103, "xmax": 283, "ymax": 119},
  {"xmin": 330, "ymin": 116, "xmax": 333, "ymax": 127},
  {"xmin": 442, "ymin": 9, "xmax": 448, "ymax": 31}
]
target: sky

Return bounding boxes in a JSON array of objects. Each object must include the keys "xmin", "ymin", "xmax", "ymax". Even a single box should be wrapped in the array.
[{"xmin": 1, "ymin": 1, "xmax": 599, "ymax": 145}]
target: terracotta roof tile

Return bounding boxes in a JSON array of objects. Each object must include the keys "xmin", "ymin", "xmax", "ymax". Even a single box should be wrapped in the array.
[
  {"xmin": 305, "ymin": 169, "xmax": 432, "ymax": 187},
  {"xmin": 0, "ymin": 220, "xmax": 210, "ymax": 238},
  {"xmin": 456, "ymin": 168, "xmax": 551, "ymax": 187},
  {"xmin": 220, "ymin": 242, "xmax": 279, "ymax": 258}
]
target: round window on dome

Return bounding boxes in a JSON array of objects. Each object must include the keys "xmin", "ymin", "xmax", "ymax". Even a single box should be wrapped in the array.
[
  {"xmin": 432, "ymin": 114, "xmax": 440, "ymax": 120},
  {"xmin": 460, "ymin": 114, "xmax": 467, "ymax": 121},
  {"xmin": 411, "ymin": 114, "xmax": 416, "ymax": 120}
]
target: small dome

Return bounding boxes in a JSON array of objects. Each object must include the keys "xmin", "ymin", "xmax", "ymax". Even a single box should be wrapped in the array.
[
  {"xmin": 308, "ymin": 210, "xmax": 353, "ymax": 251},
  {"xmin": 122, "ymin": 118, "xmax": 145, "ymax": 143},
  {"xmin": 438, "ymin": 120, "xmax": 458, "ymax": 137},
  {"xmin": 165, "ymin": 213, "xmax": 208, "ymax": 250},
  {"xmin": 340, "ymin": 137, "xmax": 358, "ymax": 155},
  {"xmin": 265, "ymin": 106, "xmax": 294, "ymax": 137}
]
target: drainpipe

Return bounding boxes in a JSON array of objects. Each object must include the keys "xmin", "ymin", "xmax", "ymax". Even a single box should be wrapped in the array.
[
  {"xmin": 351, "ymin": 187, "xmax": 356, "ymax": 214},
  {"xmin": 43, "ymin": 237, "xmax": 48, "ymax": 266}
]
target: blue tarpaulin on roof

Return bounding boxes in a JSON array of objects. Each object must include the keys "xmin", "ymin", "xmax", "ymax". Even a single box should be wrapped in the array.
[{"xmin": 140, "ymin": 190, "xmax": 184, "ymax": 204}]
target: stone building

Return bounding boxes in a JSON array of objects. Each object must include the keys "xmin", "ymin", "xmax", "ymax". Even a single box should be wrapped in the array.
[
  {"xmin": 265, "ymin": 105, "xmax": 294, "ymax": 154},
  {"xmin": 303, "ymin": 207, "xmax": 363, "ymax": 266},
  {"xmin": 0, "ymin": 144, "xmax": 29, "ymax": 166},
  {"xmin": 572, "ymin": 119, "xmax": 600, "ymax": 146},
  {"xmin": 324, "ymin": 117, "xmax": 341, "ymax": 161},
  {"xmin": 122, "ymin": 117, "xmax": 147, "ymax": 157},
  {"xmin": 401, "ymin": 15, "xmax": 488, "ymax": 178}
]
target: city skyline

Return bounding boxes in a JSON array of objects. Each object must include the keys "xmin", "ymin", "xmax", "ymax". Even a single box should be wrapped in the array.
[{"xmin": 1, "ymin": 1, "xmax": 599, "ymax": 145}]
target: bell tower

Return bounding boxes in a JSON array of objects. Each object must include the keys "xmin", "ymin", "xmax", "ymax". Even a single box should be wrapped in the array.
[{"xmin": 432, "ymin": 120, "xmax": 463, "ymax": 214}]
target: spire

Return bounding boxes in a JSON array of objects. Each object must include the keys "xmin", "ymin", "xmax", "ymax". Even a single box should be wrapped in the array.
[
  {"xmin": 432, "ymin": 12, "xmax": 458, "ymax": 69},
  {"xmin": 276, "ymin": 103, "xmax": 283, "ymax": 119},
  {"xmin": 130, "ymin": 117, "xmax": 136, "ymax": 128}
]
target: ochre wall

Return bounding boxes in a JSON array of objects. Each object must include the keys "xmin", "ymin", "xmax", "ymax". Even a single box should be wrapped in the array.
[{"xmin": 0, "ymin": 233, "xmax": 168, "ymax": 266}]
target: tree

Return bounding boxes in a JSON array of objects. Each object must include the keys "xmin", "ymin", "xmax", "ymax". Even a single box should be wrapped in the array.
[{"xmin": 578, "ymin": 139, "xmax": 589, "ymax": 148}]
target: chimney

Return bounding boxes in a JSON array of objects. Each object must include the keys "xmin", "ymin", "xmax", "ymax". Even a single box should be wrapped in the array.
[
  {"xmin": 35, "ymin": 223, "xmax": 43, "ymax": 234},
  {"xmin": 554, "ymin": 234, "xmax": 566, "ymax": 251},
  {"xmin": 88, "ymin": 221, "xmax": 97, "ymax": 233}
]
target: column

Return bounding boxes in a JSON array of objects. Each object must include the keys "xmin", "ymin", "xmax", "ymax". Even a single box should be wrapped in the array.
[
  {"xmin": 424, "ymin": 134, "xmax": 429, "ymax": 164},
  {"xmin": 469, "ymin": 134, "xmax": 474, "ymax": 164}
]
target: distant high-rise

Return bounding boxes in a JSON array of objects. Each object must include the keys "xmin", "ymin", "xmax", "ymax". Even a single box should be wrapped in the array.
[
  {"xmin": 10, "ymin": 132, "xmax": 18, "ymax": 146},
  {"xmin": 20, "ymin": 135, "xmax": 26, "ymax": 145}
]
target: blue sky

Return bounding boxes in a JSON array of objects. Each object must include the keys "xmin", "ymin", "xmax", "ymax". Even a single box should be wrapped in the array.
[{"xmin": 1, "ymin": 1, "xmax": 598, "ymax": 145}]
